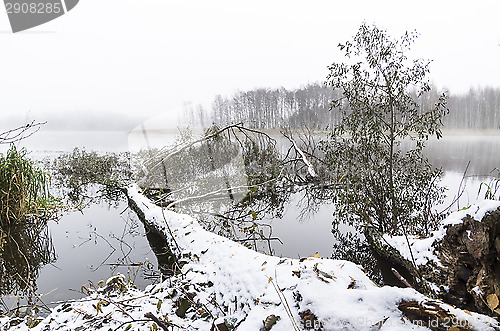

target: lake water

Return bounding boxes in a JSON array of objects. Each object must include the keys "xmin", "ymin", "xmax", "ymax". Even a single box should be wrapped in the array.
[
  {"xmin": 1, "ymin": 129, "xmax": 499, "ymax": 312},
  {"xmin": 1, "ymin": 131, "xmax": 156, "ymax": 314},
  {"xmin": 0, "ymin": 197, "xmax": 159, "ymax": 314}
]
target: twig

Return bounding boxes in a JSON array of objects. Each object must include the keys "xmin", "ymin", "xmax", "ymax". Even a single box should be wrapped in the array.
[
  {"xmin": 391, "ymin": 268, "xmax": 413, "ymax": 288},
  {"xmin": 144, "ymin": 312, "xmax": 170, "ymax": 331},
  {"xmin": 439, "ymin": 161, "xmax": 470, "ymax": 214},
  {"xmin": 0, "ymin": 121, "xmax": 46, "ymax": 144},
  {"xmin": 269, "ymin": 272, "xmax": 300, "ymax": 331},
  {"xmin": 281, "ymin": 130, "xmax": 318, "ymax": 179}
]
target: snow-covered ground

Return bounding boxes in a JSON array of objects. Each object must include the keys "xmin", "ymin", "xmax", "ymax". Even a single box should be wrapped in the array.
[
  {"xmin": 2, "ymin": 186, "xmax": 499, "ymax": 330},
  {"xmin": 384, "ymin": 200, "xmax": 500, "ymax": 266}
]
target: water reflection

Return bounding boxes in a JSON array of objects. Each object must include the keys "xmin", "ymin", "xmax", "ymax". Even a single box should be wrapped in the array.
[
  {"xmin": 0, "ymin": 220, "xmax": 56, "ymax": 315},
  {"xmin": 0, "ymin": 201, "xmax": 161, "ymax": 317},
  {"xmin": 40, "ymin": 202, "xmax": 159, "ymax": 302}
]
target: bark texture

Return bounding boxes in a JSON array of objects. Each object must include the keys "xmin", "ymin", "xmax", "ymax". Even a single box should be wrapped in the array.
[
  {"xmin": 369, "ymin": 207, "xmax": 500, "ymax": 319},
  {"xmin": 433, "ymin": 208, "xmax": 500, "ymax": 317}
]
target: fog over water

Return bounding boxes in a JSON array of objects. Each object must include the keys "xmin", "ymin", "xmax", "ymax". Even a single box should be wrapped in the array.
[{"xmin": 1, "ymin": 1, "xmax": 499, "ymax": 126}]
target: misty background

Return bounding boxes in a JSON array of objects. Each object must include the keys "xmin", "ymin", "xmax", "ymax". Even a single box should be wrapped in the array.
[{"xmin": 0, "ymin": 0, "xmax": 499, "ymax": 133}]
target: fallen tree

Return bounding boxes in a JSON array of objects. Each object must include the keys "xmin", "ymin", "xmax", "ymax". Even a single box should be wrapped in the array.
[{"xmin": 5, "ymin": 186, "xmax": 497, "ymax": 331}]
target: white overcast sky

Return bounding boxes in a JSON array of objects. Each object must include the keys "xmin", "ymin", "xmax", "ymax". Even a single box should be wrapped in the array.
[{"xmin": 0, "ymin": 0, "xmax": 499, "ymax": 127}]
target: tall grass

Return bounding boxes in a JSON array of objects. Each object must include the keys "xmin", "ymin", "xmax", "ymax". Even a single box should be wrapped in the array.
[
  {"xmin": 0, "ymin": 145, "xmax": 52, "ymax": 230},
  {"xmin": 479, "ymin": 168, "xmax": 500, "ymax": 200}
]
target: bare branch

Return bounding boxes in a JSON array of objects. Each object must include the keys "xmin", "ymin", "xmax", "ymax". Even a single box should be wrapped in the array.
[
  {"xmin": 281, "ymin": 130, "xmax": 318, "ymax": 179},
  {"xmin": 0, "ymin": 121, "xmax": 46, "ymax": 144}
]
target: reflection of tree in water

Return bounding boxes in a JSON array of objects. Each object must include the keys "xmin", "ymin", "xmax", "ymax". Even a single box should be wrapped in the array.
[
  {"xmin": 214, "ymin": 181, "xmax": 290, "ymax": 254},
  {"xmin": 0, "ymin": 221, "xmax": 56, "ymax": 315},
  {"xmin": 196, "ymin": 130, "xmax": 305, "ymax": 254}
]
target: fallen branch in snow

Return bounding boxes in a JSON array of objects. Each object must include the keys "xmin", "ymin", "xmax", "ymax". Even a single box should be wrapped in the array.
[
  {"xmin": 121, "ymin": 187, "xmax": 181, "ymax": 276},
  {"xmin": 269, "ymin": 273, "xmax": 300, "ymax": 331},
  {"xmin": 398, "ymin": 300, "xmax": 471, "ymax": 331},
  {"xmin": 391, "ymin": 267, "xmax": 413, "ymax": 289},
  {"xmin": 144, "ymin": 312, "xmax": 170, "ymax": 330}
]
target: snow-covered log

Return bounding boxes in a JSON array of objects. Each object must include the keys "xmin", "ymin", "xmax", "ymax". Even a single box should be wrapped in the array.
[{"xmin": 2, "ymin": 187, "xmax": 499, "ymax": 331}]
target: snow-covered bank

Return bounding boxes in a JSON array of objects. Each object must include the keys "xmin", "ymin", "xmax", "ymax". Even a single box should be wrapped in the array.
[
  {"xmin": 383, "ymin": 199, "xmax": 500, "ymax": 320},
  {"xmin": 2, "ymin": 186, "xmax": 499, "ymax": 330},
  {"xmin": 384, "ymin": 200, "xmax": 500, "ymax": 266}
]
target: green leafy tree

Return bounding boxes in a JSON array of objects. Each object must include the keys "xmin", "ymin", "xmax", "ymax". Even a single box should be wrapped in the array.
[{"xmin": 323, "ymin": 23, "xmax": 448, "ymax": 236}]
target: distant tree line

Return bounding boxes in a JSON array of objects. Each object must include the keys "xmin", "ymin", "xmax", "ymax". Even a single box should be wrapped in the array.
[
  {"xmin": 445, "ymin": 87, "xmax": 500, "ymax": 130},
  {"xmin": 181, "ymin": 84, "xmax": 500, "ymax": 130},
  {"xmin": 210, "ymin": 84, "xmax": 341, "ymax": 129}
]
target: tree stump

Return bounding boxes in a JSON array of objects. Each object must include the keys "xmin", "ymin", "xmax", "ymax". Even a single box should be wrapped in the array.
[
  {"xmin": 369, "ymin": 207, "xmax": 500, "ymax": 318},
  {"xmin": 433, "ymin": 208, "xmax": 500, "ymax": 317}
]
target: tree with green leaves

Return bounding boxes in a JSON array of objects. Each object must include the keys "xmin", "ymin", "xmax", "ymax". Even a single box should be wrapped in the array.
[{"xmin": 323, "ymin": 23, "xmax": 448, "ymax": 236}]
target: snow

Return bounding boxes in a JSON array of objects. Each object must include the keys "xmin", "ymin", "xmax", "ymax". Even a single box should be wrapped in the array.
[
  {"xmin": 2, "ymin": 186, "xmax": 499, "ymax": 330},
  {"xmin": 472, "ymin": 286, "xmax": 484, "ymax": 296},
  {"xmin": 384, "ymin": 200, "xmax": 500, "ymax": 266}
]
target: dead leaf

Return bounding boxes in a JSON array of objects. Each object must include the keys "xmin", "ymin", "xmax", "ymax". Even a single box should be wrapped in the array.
[
  {"xmin": 299, "ymin": 309, "xmax": 319, "ymax": 329},
  {"xmin": 316, "ymin": 275, "xmax": 330, "ymax": 283},
  {"xmin": 487, "ymin": 293, "xmax": 499, "ymax": 310},
  {"xmin": 94, "ymin": 300, "xmax": 104, "ymax": 314},
  {"xmin": 313, "ymin": 263, "xmax": 336, "ymax": 282},
  {"xmin": 156, "ymin": 299, "xmax": 162, "ymax": 313},
  {"xmin": 314, "ymin": 252, "xmax": 321, "ymax": 258},
  {"xmin": 292, "ymin": 270, "xmax": 301, "ymax": 278},
  {"xmin": 263, "ymin": 314, "xmax": 280, "ymax": 330},
  {"xmin": 348, "ymin": 277, "xmax": 356, "ymax": 289}
]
